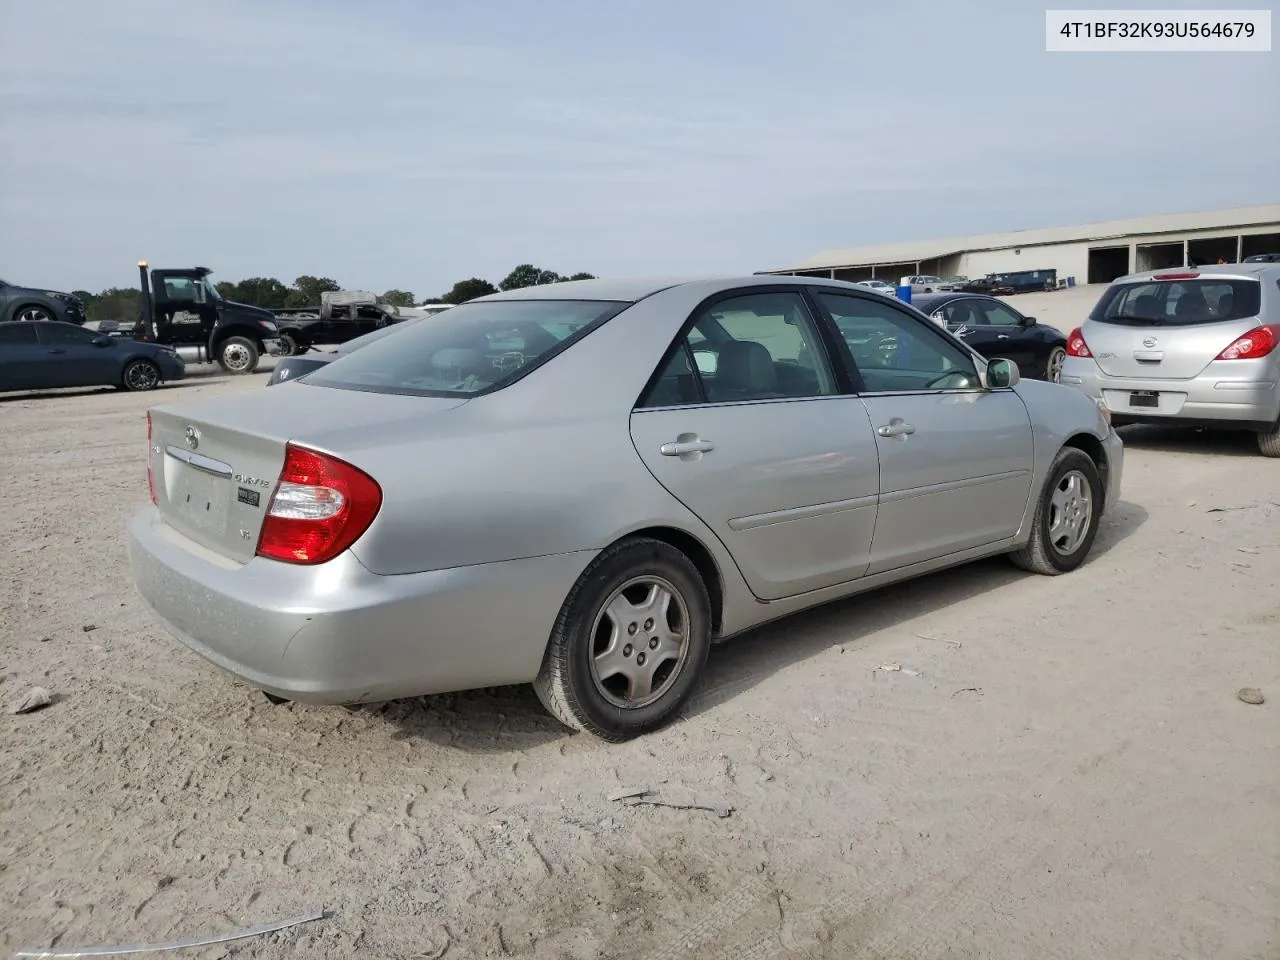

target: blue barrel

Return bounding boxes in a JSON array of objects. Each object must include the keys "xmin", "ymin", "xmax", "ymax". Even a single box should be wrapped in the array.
[{"xmin": 896, "ymin": 285, "xmax": 912, "ymax": 303}]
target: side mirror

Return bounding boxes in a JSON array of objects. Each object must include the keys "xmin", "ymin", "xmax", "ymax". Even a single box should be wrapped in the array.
[
  {"xmin": 984, "ymin": 358, "xmax": 1020, "ymax": 389},
  {"xmin": 1021, "ymin": 315, "xmax": 1037, "ymax": 326}
]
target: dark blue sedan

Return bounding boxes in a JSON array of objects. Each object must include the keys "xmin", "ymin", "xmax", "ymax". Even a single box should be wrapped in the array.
[{"xmin": 0, "ymin": 321, "xmax": 185, "ymax": 393}]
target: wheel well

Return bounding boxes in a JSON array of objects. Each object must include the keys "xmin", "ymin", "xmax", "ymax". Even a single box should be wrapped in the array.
[
  {"xmin": 1063, "ymin": 432, "xmax": 1108, "ymax": 493},
  {"xmin": 10, "ymin": 302, "xmax": 50, "ymax": 320},
  {"xmin": 623, "ymin": 526, "xmax": 724, "ymax": 636},
  {"xmin": 212, "ymin": 329, "xmax": 262, "ymax": 348}
]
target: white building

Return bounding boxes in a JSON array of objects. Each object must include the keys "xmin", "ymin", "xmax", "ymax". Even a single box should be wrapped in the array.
[{"xmin": 761, "ymin": 203, "xmax": 1280, "ymax": 287}]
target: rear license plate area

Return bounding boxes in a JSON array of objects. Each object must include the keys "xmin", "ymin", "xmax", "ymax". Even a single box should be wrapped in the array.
[
  {"xmin": 167, "ymin": 459, "xmax": 229, "ymax": 535},
  {"xmin": 1129, "ymin": 390, "xmax": 1159, "ymax": 408}
]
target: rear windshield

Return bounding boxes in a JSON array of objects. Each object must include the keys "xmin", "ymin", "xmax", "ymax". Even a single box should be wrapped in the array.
[
  {"xmin": 1091, "ymin": 277, "xmax": 1261, "ymax": 326},
  {"xmin": 303, "ymin": 299, "xmax": 628, "ymax": 397}
]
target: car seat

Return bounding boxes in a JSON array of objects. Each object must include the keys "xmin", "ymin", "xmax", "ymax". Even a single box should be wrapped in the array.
[{"xmin": 714, "ymin": 340, "xmax": 777, "ymax": 401}]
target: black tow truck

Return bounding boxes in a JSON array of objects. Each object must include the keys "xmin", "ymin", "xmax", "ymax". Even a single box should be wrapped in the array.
[
  {"xmin": 131, "ymin": 262, "xmax": 284, "ymax": 374},
  {"xmin": 269, "ymin": 290, "xmax": 402, "ymax": 356}
]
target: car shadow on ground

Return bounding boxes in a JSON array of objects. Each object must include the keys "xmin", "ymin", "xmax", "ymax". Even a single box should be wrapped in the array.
[
  {"xmin": 377, "ymin": 500, "xmax": 1149, "ymax": 751},
  {"xmin": 1116, "ymin": 424, "xmax": 1264, "ymax": 457},
  {"xmin": 685, "ymin": 498, "xmax": 1147, "ymax": 720}
]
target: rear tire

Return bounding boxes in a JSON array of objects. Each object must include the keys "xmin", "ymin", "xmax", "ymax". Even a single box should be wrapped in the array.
[
  {"xmin": 1044, "ymin": 346, "xmax": 1066, "ymax": 383},
  {"xmin": 533, "ymin": 537, "xmax": 712, "ymax": 741},
  {"xmin": 121, "ymin": 359, "xmax": 161, "ymax": 392},
  {"xmin": 217, "ymin": 336, "xmax": 260, "ymax": 374},
  {"xmin": 1009, "ymin": 447, "xmax": 1102, "ymax": 575},
  {"xmin": 1258, "ymin": 421, "xmax": 1280, "ymax": 458}
]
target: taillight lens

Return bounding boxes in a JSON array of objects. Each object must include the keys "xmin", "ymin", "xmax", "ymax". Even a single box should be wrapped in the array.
[
  {"xmin": 1215, "ymin": 325, "xmax": 1279, "ymax": 361},
  {"xmin": 1066, "ymin": 328, "xmax": 1092, "ymax": 358},
  {"xmin": 146, "ymin": 412, "xmax": 157, "ymax": 505},
  {"xmin": 256, "ymin": 444, "xmax": 382, "ymax": 565}
]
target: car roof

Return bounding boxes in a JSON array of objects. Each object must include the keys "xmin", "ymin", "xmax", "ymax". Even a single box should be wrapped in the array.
[
  {"xmin": 1114, "ymin": 262, "xmax": 1280, "ymax": 284},
  {"xmin": 471, "ymin": 275, "xmax": 903, "ymax": 304}
]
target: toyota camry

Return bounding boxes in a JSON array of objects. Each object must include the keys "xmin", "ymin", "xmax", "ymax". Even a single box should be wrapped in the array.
[{"xmin": 128, "ymin": 276, "xmax": 1122, "ymax": 740}]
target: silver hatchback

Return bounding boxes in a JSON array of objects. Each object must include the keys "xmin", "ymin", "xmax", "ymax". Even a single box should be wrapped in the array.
[{"xmin": 1060, "ymin": 263, "xmax": 1280, "ymax": 456}]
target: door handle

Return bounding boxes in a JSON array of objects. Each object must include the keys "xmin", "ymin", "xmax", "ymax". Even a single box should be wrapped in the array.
[
  {"xmin": 996, "ymin": 334, "xmax": 1010, "ymax": 340},
  {"xmin": 660, "ymin": 437, "xmax": 715, "ymax": 457},
  {"xmin": 47, "ymin": 348, "xmax": 67, "ymax": 354},
  {"xmin": 876, "ymin": 419, "xmax": 915, "ymax": 439}
]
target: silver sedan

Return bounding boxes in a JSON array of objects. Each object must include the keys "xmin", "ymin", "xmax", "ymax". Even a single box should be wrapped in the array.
[{"xmin": 128, "ymin": 276, "xmax": 1123, "ymax": 740}]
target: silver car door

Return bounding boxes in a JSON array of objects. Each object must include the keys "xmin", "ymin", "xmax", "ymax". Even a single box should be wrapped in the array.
[
  {"xmin": 813, "ymin": 290, "xmax": 1034, "ymax": 575},
  {"xmin": 629, "ymin": 289, "xmax": 880, "ymax": 602}
]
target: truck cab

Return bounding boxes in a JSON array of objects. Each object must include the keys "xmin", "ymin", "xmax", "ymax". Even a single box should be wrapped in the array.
[{"xmin": 137, "ymin": 264, "xmax": 283, "ymax": 374}]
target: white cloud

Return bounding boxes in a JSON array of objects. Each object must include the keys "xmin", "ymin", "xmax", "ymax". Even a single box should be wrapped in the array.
[{"xmin": 0, "ymin": 0, "xmax": 1275, "ymax": 293}]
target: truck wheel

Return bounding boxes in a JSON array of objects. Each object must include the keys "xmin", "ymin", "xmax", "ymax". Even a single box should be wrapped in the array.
[
  {"xmin": 278, "ymin": 332, "xmax": 302, "ymax": 357},
  {"xmin": 218, "ymin": 337, "xmax": 259, "ymax": 374}
]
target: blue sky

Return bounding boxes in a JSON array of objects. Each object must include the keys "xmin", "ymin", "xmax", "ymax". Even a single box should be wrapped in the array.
[{"xmin": 0, "ymin": 0, "xmax": 1276, "ymax": 297}]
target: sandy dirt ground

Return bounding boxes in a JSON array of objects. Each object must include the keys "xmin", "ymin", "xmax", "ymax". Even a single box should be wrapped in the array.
[{"xmin": 2, "ymin": 338, "xmax": 1278, "ymax": 960}]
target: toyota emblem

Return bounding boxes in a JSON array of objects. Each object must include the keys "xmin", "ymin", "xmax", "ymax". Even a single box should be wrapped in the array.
[
  {"xmin": 1142, "ymin": 337, "xmax": 1157, "ymax": 348},
  {"xmin": 184, "ymin": 425, "xmax": 200, "ymax": 450}
]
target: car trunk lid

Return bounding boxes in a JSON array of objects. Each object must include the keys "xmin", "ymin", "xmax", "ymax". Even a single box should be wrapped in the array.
[
  {"xmin": 149, "ymin": 384, "xmax": 466, "ymax": 563},
  {"xmin": 1084, "ymin": 275, "xmax": 1265, "ymax": 380}
]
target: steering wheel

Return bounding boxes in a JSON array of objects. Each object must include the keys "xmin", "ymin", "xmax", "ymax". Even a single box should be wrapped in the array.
[{"xmin": 925, "ymin": 371, "xmax": 974, "ymax": 390}]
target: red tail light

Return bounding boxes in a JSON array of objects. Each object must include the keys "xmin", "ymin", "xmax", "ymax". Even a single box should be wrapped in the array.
[
  {"xmin": 1066, "ymin": 328, "xmax": 1092, "ymax": 358},
  {"xmin": 256, "ymin": 444, "xmax": 382, "ymax": 565},
  {"xmin": 146, "ymin": 412, "xmax": 157, "ymax": 505},
  {"xmin": 1215, "ymin": 325, "xmax": 1279, "ymax": 361},
  {"xmin": 1152, "ymin": 272, "xmax": 1199, "ymax": 280}
]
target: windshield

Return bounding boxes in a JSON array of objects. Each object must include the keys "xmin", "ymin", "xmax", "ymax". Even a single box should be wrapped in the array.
[
  {"xmin": 202, "ymin": 277, "xmax": 222, "ymax": 301},
  {"xmin": 304, "ymin": 299, "xmax": 628, "ymax": 397},
  {"xmin": 1091, "ymin": 277, "xmax": 1262, "ymax": 327}
]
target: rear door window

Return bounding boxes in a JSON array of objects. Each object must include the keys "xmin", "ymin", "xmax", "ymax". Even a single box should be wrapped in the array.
[
  {"xmin": 1093, "ymin": 278, "xmax": 1261, "ymax": 326},
  {"xmin": 0, "ymin": 324, "xmax": 39, "ymax": 346}
]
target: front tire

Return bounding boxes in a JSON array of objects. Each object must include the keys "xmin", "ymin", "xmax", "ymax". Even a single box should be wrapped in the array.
[
  {"xmin": 121, "ymin": 359, "xmax": 161, "ymax": 392},
  {"xmin": 16, "ymin": 305, "xmax": 53, "ymax": 323},
  {"xmin": 278, "ymin": 332, "xmax": 304, "ymax": 357},
  {"xmin": 533, "ymin": 537, "xmax": 712, "ymax": 741},
  {"xmin": 1009, "ymin": 447, "xmax": 1102, "ymax": 575},
  {"xmin": 217, "ymin": 336, "xmax": 260, "ymax": 374}
]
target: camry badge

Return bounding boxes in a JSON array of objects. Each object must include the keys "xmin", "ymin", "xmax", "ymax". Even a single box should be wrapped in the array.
[{"xmin": 184, "ymin": 426, "xmax": 200, "ymax": 450}]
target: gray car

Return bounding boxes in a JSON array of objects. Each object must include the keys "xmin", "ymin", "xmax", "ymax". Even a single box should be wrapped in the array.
[
  {"xmin": 128, "ymin": 276, "xmax": 1123, "ymax": 740},
  {"xmin": 1060, "ymin": 262, "xmax": 1280, "ymax": 456}
]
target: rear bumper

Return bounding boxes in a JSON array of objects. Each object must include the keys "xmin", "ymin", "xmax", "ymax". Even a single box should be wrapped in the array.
[
  {"xmin": 127, "ymin": 508, "xmax": 595, "ymax": 704},
  {"xmin": 1061, "ymin": 358, "xmax": 1280, "ymax": 429}
]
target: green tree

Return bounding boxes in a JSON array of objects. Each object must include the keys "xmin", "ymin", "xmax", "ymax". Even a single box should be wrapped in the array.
[
  {"xmin": 287, "ymin": 275, "xmax": 340, "ymax": 308},
  {"xmin": 84, "ymin": 287, "xmax": 143, "ymax": 325},
  {"xmin": 378, "ymin": 289, "xmax": 416, "ymax": 308},
  {"xmin": 500, "ymin": 264, "xmax": 563, "ymax": 291},
  {"xmin": 226, "ymin": 277, "xmax": 292, "ymax": 308},
  {"xmin": 440, "ymin": 277, "xmax": 498, "ymax": 304},
  {"xmin": 565, "ymin": 272, "xmax": 596, "ymax": 282}
]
